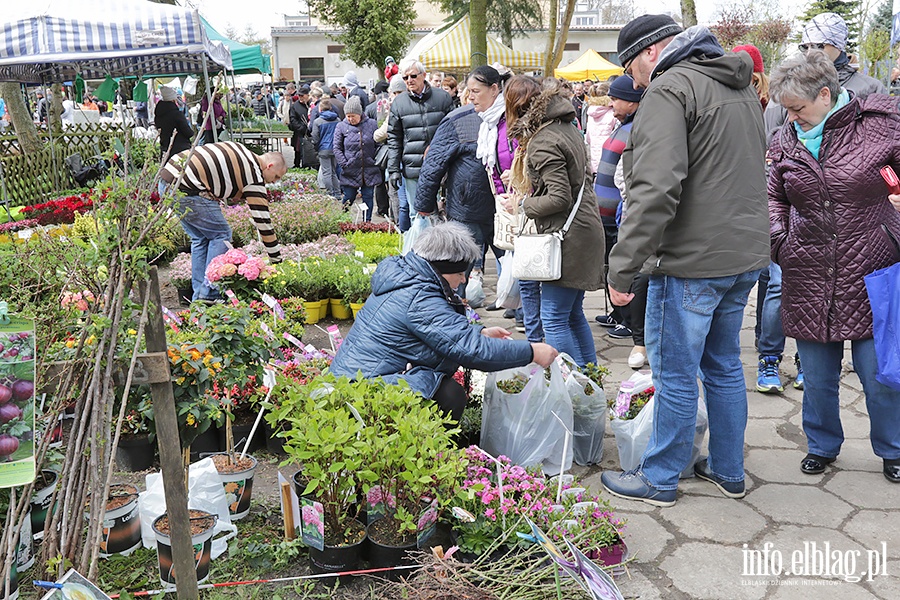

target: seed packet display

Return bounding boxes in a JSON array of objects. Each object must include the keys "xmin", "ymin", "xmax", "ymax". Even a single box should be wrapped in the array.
[{"xmin": 0, "ymin": 317, "xmax": 36, "ymax": 488}]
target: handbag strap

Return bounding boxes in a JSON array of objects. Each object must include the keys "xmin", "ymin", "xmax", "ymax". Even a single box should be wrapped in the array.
[{"xmin": 517, "ymin": 177, "xmax": 586, "ymax": 237}]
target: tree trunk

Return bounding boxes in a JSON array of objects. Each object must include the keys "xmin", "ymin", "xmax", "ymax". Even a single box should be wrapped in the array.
[
  {"xmin": 50, "ymin": 83, "xmax": 64, "ymax": 136},
  {"xmin": 470, "ymin": 0, "xmax": 489, "ymax": 68},
  {"xmin": 545, "ymin": 0, "xmax": 559, "ymax": 75},
  {"xmin": 681, "ymin": 0, "xmax": 697, "ymax": 28},
  {"xmin": 0, "ymin": 83, "xmax": 43, "ymax": 155},
  {"xmin": 550, "ymin": 0, "xmax": 578, "ymax": 72}
]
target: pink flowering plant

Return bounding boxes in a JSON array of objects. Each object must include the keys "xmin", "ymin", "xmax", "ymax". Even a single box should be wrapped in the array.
[
  {"xmin": 205, "ymin": 248, "xmax": 275, "ymax": 301},
  {"xmin": 168, "ymin": 252, "xmax": 193, "ymax": 290}
]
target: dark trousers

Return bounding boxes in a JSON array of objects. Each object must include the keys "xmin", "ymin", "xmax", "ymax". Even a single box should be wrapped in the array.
[
  {"xmin": 602, "ymin": 215, "xmax": 628, "ymax": 325},
  {"xmin": 630, "ymin": 273, "xmax": 650, "ymax": 346},
  {"xmin": 290, "ymin": 131, "xmax": 302, "ymax": 167}
]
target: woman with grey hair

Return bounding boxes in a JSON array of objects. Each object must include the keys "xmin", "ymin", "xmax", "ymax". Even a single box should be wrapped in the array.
[
  {"xmin": 768, "ymin": 50, "xmax": 900, "ymax": 482},
  {"xmin": 331, "ymin": 222, "xmax": 558, "ymax": 421}
]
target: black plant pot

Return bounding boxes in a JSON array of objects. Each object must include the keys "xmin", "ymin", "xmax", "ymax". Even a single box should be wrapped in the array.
[
  {"xmin": 263, "ymin": 420, "xmax": 288, "ymax": 456},
  {"xmin": 217, "ymin": 422, "xmax": 265, "ymax": 455},
  {"xmin": 115, "ymin": 434, "xmax": 157, "ymax": 471},
  {"xmin": 309, "ymin": 521, "xmax": 367, "ymax": 575},
  {"xmin": 366, "ymin": 519, "xmax": 417, "ymax": 578},
  {"xmin": 176, "ymin": 286, "xmax": 193, "ymax": 306},
  {"xmin": 189, "ymin": 425, "xmax": 220, "ymax": 462}
]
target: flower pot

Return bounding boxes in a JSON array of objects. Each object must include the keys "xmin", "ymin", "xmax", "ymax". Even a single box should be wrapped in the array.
[
  {"xmin": 308, "ymin": 520, "xmax": 367, "ymax": 575},
  {"xmin": 86, "ymin": 484, "xmax": 142, "ymax": 558},
  {"xmin": 2, "ymin": 558, "xmax": 17, "ymax": 600},
  {"xmin": 16, "ymin": 506, "xmax": 33, "ymax": 572},
  {"xmin": 188, "ymin": 424, "xmax": 220, "ymax": 462},
  {"xmin": 176, "ymin": 286, "xmax": 193, "ymax": 306},
  {"xmin": 31, "ymin": 469, "xmax": 58, "ymax": 541},
  {"xmin": 115, "ymin": 433, "xmax": 157, "ymax": 472},
  {"xmin": 350, "ymin": 302, "xmax": 364, "ymax": 319},
  {"xmin": 210, "ymin": 453, "xmax": 258, "ymax": 520},
  {"xmin": 152, "ymin": 509, "xmax": 218, "ymax": 587},
  {"xmin": 216, "ymin": 421, "xmax": 265, "ymax": 455},
  {"xmin": 329, "ymin": 299, "xmax": 351, "ymax": 320},
  {"xmin": 303, "ymin": 301, "xmax": 322, "ymax": 324},
  {"xmin": 366, "ymin": 517, "xmax": 417, "ymax": 572},
  {"xmin": 593, "ymin": 539, "xmax": 628, "ymax": 568},
  {"xmin": 318, "ymin": 299, "xmax": 329, "ymax": 320},
  {"xmin": 262, "ymin": 420, "xmax": 287, "ymax": 456}
]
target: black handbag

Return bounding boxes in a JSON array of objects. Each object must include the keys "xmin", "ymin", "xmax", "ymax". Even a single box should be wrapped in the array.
[{"xmin": 299, "ymin": 136, "xmax": 319, "ymax": 169}]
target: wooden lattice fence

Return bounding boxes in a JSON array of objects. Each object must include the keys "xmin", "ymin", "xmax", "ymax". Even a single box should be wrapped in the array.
[{"xmin": 0, "ymin": 124, "xmax": 129, "ymax": 206}]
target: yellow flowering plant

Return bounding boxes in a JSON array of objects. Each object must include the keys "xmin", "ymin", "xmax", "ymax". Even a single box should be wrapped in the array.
[{"xmin": 166, "ymin": 339, "xmax": 227, "ymax": 449}]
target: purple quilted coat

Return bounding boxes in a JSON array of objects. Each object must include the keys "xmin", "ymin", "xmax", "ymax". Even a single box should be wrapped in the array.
[{"xmin": 767, "ymin": 93, "xmax": 900, "ymax": 343}]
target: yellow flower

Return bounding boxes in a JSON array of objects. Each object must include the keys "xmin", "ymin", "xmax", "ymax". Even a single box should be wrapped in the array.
[
  {"xmin": 189, "ymin": 349, "xmax": 202, "ymax": 361},
  {"xmin": 186, "ymin": 413, "xmax": 196, "ymax": 426},
  {"xmin": 65, "ymin": 340, "xmax": 75, "ymax": 348},
  {"xmin": 127, "ymin": 328, "xmax": 137, "ymax": 335},
  {"xmin": 86, "ymin": 335, "xmax": 96, "ymax": 345}
]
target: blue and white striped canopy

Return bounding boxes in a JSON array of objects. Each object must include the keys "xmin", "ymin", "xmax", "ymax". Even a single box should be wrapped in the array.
[{"xmin": 0, "ymin": 0, "xmax": 231, "ymax": 83}]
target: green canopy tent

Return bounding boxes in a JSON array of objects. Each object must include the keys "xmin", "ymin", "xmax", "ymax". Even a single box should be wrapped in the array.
[{"xmin": 201, "ymin": 17, "xmax": 270, "ymax": 74}]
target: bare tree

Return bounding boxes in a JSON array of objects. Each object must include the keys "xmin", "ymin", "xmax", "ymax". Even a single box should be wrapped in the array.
[
  {"xmin": 0, "ymin": 84, "xmax": 42, "ymax": 154},
  {"xmin": 471, "ymin": 0, "xmax": 489, "ymax": 68},
  {"xmin": 545, "ymin": 0, "xmax": 579, "ymax": 74},
  {"xmin": 682, "ymin": 0, "xmax": 697, "ymax": 27},
  {"xmin": 598, "ymin": 0, "xmax": 635, "ymax": 25}
]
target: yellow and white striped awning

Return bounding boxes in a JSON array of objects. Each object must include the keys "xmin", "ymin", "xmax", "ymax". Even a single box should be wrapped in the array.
[{"xmin": 407, "ymin": 15, "xmax": 544, "ymax": 72}]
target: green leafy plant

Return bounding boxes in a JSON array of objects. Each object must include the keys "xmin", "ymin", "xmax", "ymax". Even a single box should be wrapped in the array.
[
  {"xmin": 343, "ymin": 230, "xmax": 402, "ymax": 263},
  {"xmin": 336, "ymin": 265, "xmax": 372, "ymax": 304}
]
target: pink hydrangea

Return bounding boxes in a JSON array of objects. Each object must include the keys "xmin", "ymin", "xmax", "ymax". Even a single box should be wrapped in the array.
[
  {"xmin": 237, "ymin": 261, "xmax": 260, "ymax": 281},
  {"xmin": 223, "ymin": 248, "xmax": 248, "ymax": 265}
]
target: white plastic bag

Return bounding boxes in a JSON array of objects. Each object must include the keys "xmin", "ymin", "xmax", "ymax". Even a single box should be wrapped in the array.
[
  {"xmin": 494, "ymin": 253, "xmax": 521, "ymax": 310},
  {"xmin": 557, "ymin": 354, "xmax": 606, "ymax": 466},
  {"xmin": 139, "ymin": 457, "xmax": 237, "ymax": 558},
  {"xmin": 609, "ymin": 377, "xmax": 708, "ymax": 479},
  {"xmin": 402, "ymin": 215, "xmax": 435, "ymax": 255},
  {"xmin": 481, "ymin": 360, "xmax": 573, "ymax": 475},
  {"xmin": 466, "ymin": 270, "xmax": 486, "ymax": 308}
]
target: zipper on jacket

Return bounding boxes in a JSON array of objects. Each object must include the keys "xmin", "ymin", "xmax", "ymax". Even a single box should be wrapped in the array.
[{"xmin": 359, "ymin": 128, "xmax": 366, "ymax": 187}]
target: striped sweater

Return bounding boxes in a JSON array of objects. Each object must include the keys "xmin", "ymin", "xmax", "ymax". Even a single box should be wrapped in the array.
[
  {"xmin": 594, "ymin": 117, "xmax": 634, "ymax": 218},
  {"xmin": 160, "ymin": 142, "xmax": 280, "ymax": 261}
]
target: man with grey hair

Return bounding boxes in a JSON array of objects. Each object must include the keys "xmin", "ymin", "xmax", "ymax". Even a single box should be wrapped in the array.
[
  {"xmin": 763, "ymin": 12, "xmax": 885, "ymax": 143},
  {"xmin": 601, "ymin": 15, "xmax": 770, "ymax": 507},
  {"xmin": 387, "ymin": 59, "xmax": 453, "ymax": 231},
  {"xmin": 330, "ymin": 221, "xmax": 558, "ymax": 421}
]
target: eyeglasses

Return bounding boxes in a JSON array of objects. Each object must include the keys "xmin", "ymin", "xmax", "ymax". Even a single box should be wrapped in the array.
[
  {"xmin": 402, "ymin": 73, "xmax": 420, "ymax": 81},
  {"xmin": 798, "ymin": 42, "xmax": 826, "ymax": 52}
]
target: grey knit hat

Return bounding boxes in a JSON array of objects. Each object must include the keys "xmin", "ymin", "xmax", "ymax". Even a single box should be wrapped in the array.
[
  {"xmin": 618, "ymin": 14, "xmax": 683, "ymax": 67},
  {"xmin": 344, "ymin": 96, "xmax": 363, "ymax": 115},
  {"xmin": 388, "ymin": 74, "xmax": 406, "ymax": 93}
]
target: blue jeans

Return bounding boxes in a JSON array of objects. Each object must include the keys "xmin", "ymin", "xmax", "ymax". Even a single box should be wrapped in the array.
[
  {"xmin": 641, "ymin": 271, "xmax": 760, "ymax": 490},
  {"xmin": 341, "ymin": 185, "xmax": 374, "ymax": 221},
  {"xmin": 755, "ymin": 262, "xmax": 785, "ymax": 357},
  {"xmin": 398, "ymin": 177, "xmax": 416, "ymax": 232},
  {"xmin": 519, "ymin": 280, "xmax": 543, "ymax": 342},
  {"xmin": 176, "ymin": 195, "xmax": 232, "ymax": 301},
  {"xmin": 796, "ymin": 338, "xmax": 900, "ymax": 460},
  {"xmin": 540, "ymin": 284, "xmax": 595, "ymax": 367}
]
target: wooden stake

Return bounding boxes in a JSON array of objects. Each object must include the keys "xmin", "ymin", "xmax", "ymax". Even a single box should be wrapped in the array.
[{"xmin": 281, "ymin": 481, "xmax": 295, "ymax": 540}]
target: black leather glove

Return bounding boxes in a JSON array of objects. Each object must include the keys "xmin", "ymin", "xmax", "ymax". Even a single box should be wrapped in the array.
[{"xmin": 389, "ymin": 172, "xmax": 402, "ymax": 190}]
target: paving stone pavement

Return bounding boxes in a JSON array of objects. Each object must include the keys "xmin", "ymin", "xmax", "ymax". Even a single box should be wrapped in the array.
[{"xmin": 475, "ymin": 262, "xmax": 899, "ymax": 600}]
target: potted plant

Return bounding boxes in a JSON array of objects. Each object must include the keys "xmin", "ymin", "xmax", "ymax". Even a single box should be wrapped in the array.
[
  {"xmin": 355, "ymin": 381, "xmax": 460, "ymax": 569},
  {"xmin": 263, "ymin": 261, "xmax": 324, "ymax": 323},
  {"xmin": 204, "ymin": 248, "xmax": 275, "ymax": 302},
  {"xmin": 152, "ymin": 509, "xmax": 219, "ymax": 587},
  {"xmin": 269, "ymin": 375, "xmax": 368, "ymax": 574},
  {"xmin": 336, "ymin": 265, "xmax": 372, "ymax": 319},
  {"xmin": 168, "ymin": 252, "xmax": 193, "ymax": 305},
  {"xmin": 114, "ymin": 388, "xmax": 157, "ymax": 472},
  {"xmin": 85, "ymin": 483, "xmax": 142, "ymax": 557}
]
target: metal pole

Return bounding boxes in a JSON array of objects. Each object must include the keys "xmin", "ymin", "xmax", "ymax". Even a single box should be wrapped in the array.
[{"xmin": 201, "ymin": 54, "xmax": 217, "ymax": 143}]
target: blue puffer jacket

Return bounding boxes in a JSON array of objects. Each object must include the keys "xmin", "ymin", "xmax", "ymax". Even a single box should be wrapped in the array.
[
  {"xmin": 334, "ymin": 114, "xmax": 383, "ymax": 187},
  {"xmin": 311, "ymin": 110, "xmax": 339, "ymax": 152},
  {"xmin": 330, "ymin": 252, "xmax": 534, "ymax": 398},
  {"xmin": 415, "ymin": 105, "xmax": 496, "ymax": 224}
]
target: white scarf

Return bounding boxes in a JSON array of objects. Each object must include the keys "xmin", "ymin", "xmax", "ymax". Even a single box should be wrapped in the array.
[{"xmin": 476, "ymin": 92, "xmax": 505, "ymax": 173}]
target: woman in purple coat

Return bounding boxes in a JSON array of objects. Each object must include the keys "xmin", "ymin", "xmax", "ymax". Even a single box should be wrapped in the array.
[
  {"xmin": 768, "ymin": 51, "xmax": 900, "ymax": 483},
  {"xmin": 333, "ymin": 96, "xmax": 383, "ymax": 220}
]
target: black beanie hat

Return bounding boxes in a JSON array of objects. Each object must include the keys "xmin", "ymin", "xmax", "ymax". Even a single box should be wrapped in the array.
[
  {"xmin": 608, "ymin": 76, "xmax": 644, "ymax": 103},
  {"xmin": 618, "ymin": 14, "xmax": 683, "ymax": 67}
]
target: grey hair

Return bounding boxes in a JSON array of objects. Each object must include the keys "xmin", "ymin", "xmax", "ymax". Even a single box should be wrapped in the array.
[
  {"xmin": 413, "ymin": 221, "xmax": 480, "ymax": 263},
  {"xmin": 770, "ymin": 50, "xmax": 840, "ymax": 104},
  {"xmin": 399, "ymin": 59, "xmax": 426, "ymax": 75}
]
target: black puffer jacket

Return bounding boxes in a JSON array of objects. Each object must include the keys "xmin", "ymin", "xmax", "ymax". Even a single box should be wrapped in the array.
[
  {"xmin": 387, "ymin": 83, "xmax": 453, "ymax": 179},
  {"xmin": 154, "ymin": 100, "xmax": 193, "ymax": 160},
  {"xmin": 767, "ymin": 93, "xmax": 900, "ymax": 343},
  {"xmin": 415, "ymin": 105, "xmax": 495, "ymax": 224}
]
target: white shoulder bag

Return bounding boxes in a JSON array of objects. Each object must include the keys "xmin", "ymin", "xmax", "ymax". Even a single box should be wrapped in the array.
[{"xmin": 511, "ymin": 179, "xmax": 586, "ymax": 282}]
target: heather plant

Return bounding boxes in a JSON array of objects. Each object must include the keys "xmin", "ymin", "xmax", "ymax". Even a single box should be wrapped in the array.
[{"xmin": 225, "ymin": 195, "xmax": 348, "ymax": 246}]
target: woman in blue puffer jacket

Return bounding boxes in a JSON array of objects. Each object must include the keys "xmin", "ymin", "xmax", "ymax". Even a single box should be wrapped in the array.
[{"xmin": 331, "ymin": 222, "xmax": 559, "ymax": 421}]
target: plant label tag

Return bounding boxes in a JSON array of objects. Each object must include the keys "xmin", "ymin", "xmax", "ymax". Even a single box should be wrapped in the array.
[
  {"xmin": 366, "ymin": 485, "xmax": 389, "ymax": 524},
  {"xmin": 0, "ymin": 317, "xmax": 36, "ymax": 488},
  {"xmin": 161, "ymin": 306, "xmax": 182, "ymax": 325},
  {"xmin": 326, "ymin": 324, "xmax": 343, "ymax": 351},
  {"xmin": 299, "ymin": 497, "xmax": 325, "ymax": 551},
  {"xmin": 355, "ymin": 251, "xmax": 365, "ymax": 259},
  {"xmin": 261, "ymin": 293, "xmax": 285, "ymax": 319},
  {"xmin": 263, "ymin": 366, "xmax": 277, "ymax": 389},
  {"xmin": 282, "ymin": 332, "xmax": 303, "ymax": 348},
  {"xmin": 259, "ymin": 322, "xmax": 275, "ymax": 341},
  {"xmin": 224, "ymin": 289, "xmax": 239, "ymax": 306},
  {"xmin": 417, "ymin": 498, "xmax": 439, "ymax": 548},
  {"xmin": 304, "ymin": 344, "xmax": 317, "ymax": 354},
  {"xmin": 345, "ymin": 402, "xmax": 365, "ymax": 428}
]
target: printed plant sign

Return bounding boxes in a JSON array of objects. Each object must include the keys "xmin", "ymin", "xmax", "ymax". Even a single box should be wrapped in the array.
[
  {"xmin": 366, "ymin": 485, "xmax": 393, "ymax": 525},
  {"xmin": 0, "ymin": 317, "xmax": 36, "ymax": 488},
  {"xmin": 417, "ymin": 498, "xmax": 439, "ymax": 548},
  {"xmin": 300, "ymin": 497, "xmax": 325, "ymax": 551}
]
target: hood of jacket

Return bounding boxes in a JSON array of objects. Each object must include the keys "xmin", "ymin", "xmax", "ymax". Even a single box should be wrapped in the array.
[
  {"xmin": 652, "ymin": 26, "xmax": 750, "ymax": 91},
  {"xmin": 319, "ymin": 110, "xmax": 338, "ymax": 121},
  {"xmin": 508, "ymin": 86, "xmax": 576, "ymax": 141},
  {"xmin": 587, "ymin": 104, "xmax": 614, "ymax": 121}
]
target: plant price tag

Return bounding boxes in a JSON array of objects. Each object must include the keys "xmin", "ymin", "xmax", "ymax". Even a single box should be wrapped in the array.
[
  {"xmin": 299, "ymin": 497, "xmax": 325, "ymax": 551},
  {"xmin": 0, "ymin": 316, "xmax": 36, "ymax": 488},
  {"xmin": 260, "ymin": 293, "xmax": 285, "ymax": 319},
  {"xmin": 282, "ymin": 332, "xmax": 303, "ymax": 348}
]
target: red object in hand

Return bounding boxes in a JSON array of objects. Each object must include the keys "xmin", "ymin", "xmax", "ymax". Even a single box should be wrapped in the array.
[{"xmin": 880, "ymin": 165, "xmax": 900, "ymax": 195}]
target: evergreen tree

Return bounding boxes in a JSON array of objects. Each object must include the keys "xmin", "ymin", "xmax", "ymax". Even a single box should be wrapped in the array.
[{"xmin": 799, "ymin": 0, "xmax": 862, "ymax": 51}]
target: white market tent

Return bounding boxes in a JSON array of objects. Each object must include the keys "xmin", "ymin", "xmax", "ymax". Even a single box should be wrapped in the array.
[
  {"xmin": 405, "ymin": 15, "xmax": 544, "ymax": 72},
  {"xmin": 0, "ymin": 0, "xmax": 231, "ymax": 84}
]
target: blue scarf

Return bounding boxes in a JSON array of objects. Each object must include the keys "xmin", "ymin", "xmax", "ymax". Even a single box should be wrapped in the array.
[{"xmin": 795, "ymin": 89, "xmax": 850, "ymax": 161}]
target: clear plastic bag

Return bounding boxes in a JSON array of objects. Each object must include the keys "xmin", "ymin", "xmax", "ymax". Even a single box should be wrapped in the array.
[
  {"xmin": 139, "ymin": 457, "xmax": 237, "ymax": 558},
  {"xmin": 465, "ymin": 270, "xmax": 486, "ymax": 308},
  {"xmin": 402, "ymin": 215, "xmax": 435, "ymax": 255},
  {"xmin": 481, "ymin": 360, "xmax": 573, "ymax": 475},
  {"xmin": 610, "ymin": 388, "xmax": 708, "ymax": 479},
  {"xmin": 494, "ymin": 253, "xmax": 521, "ymax": 310},
  {"xmin": 559, "ymin": 356, "xmax": 606, "ymax": 466}
]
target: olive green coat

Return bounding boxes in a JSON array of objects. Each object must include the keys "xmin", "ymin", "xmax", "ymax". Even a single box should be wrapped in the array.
[{"xmin": 510, "ymin": 89, "xmax": 605, "ymax": 291}]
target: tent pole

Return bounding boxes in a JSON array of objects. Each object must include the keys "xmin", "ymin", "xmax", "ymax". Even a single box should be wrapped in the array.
[{"xmin": 202, "ymin": 54, "xmax": 216, "ymax": 143}]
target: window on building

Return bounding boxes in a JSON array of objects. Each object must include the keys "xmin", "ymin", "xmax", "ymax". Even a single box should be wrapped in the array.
[
  {"xmin": 575, "ymin": 16, "xmax": 595, "ymax": 26},
  {"xmin": 297, "ymin": 57, "xmax": 325, "ymax": 81}
]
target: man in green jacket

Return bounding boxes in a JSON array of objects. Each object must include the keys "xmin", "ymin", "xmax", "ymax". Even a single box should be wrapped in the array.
[{"xmin": 601, "ymin": 16, "xmax": 770, "ymax": 507}]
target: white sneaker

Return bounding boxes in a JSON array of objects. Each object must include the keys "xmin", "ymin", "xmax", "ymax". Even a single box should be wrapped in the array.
[{"xmin": 628, "ymin": 346, "xmax": 647, "ymax": 369}]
